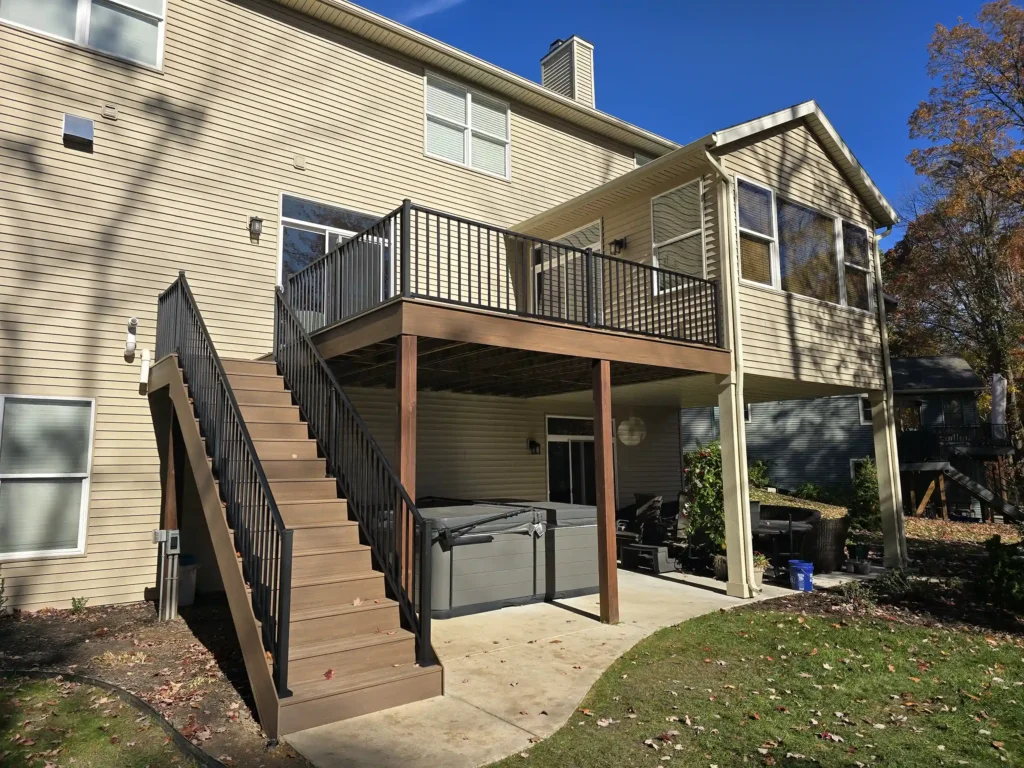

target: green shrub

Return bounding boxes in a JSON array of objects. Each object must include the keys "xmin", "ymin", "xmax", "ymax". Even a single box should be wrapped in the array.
[
  {"xmin": 682, "ymin": 441, "xmax": 724, "ymax": 552},
  {"xmin": 70, "ymin": 596, "xmax": 89, "ymax": 615},
  {"xmin": 792, "ymin": 481, "xmax": 824, "ymax": 501},
  {"xmin": 975, "ymin": 535, "xmax": 1024, "ymax": 613},
  {"xmin": 849, "ymin": 459, "xmax": 881, "ymax": 531},
  {"xmin": 0, "ymin": 565, "xmax": 6, "ymax": 615},
  {"xmin": 748, "ymin": 460, "xmax": 772, "ymax": 489}
]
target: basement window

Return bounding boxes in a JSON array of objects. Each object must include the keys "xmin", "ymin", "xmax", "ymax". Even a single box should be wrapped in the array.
[
  {"xmin": 0, "ymin": 0, "xmax": 166, "ymax": 68},
  {"xmin": 0, "ymin": 396, "xmax": 95, "ymax": 560},
  {"xmin": 425, "ymin": 74, "xmax": 510, "ymax": 179}
]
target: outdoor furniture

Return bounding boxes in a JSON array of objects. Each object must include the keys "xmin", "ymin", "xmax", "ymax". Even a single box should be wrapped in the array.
[
  {"xmin": 754, "ymin": 505, "xmax": 821, "ymax": 577},
  {"xmin": 799, "ymin": 515, "xmax": 851, "ymax": 573}
]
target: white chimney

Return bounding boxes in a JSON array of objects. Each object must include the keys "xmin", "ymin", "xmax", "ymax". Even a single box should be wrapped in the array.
[{"xmin": 541, "ymin": 36, "xmax": 595, "ymax": 109}]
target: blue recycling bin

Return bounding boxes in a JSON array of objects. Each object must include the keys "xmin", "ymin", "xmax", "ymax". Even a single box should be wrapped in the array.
[{"xmin": 787, "ymin": 560, "xmax": 814, "ymax": 592}]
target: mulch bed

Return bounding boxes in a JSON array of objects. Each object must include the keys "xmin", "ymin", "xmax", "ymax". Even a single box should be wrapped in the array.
[{"xmin": 0, "ymin": 597, "xmax": 313, "ymax": 767}]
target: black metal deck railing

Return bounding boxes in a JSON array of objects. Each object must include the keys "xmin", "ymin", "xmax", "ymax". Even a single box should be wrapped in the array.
[
  {"xmin": 897, "ymin": 424, "xmax": 1014, "ymax": 463},
  {"xmin": 274, "ymin": 289, "xmax": 434, "ymax": 667},
  {"xmin": 286, "ymin": 200, "xmax": 723, "ymax": 347},
  {"xmin": 157, "ymin": 273, "xmax": 293, "ymax": 697}
]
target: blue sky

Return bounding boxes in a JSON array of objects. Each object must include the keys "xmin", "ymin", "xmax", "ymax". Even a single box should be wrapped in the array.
[{"xmin": 360, "ymin": 0, "xmax": 983, "ymax": 221}]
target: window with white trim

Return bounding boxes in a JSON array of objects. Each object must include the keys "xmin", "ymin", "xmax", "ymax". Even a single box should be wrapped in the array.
[
  {"xmin": 634, "ymin": 152, "xmax": 655, "ymax": 168},
  {"xmin": 736, "ymin": 177, "xmax": 874, "ymax": 311},
  {"xmin": 0, "ymin": 0, "xmax": 166, "ymax": 67},
  {"xmin": 0, "ymin": 396, "xmax": 95, "ymax": 559},
  {"xmin": 850, "ymin": 457, "xmax": 870, "ymax": 480},
  {"xmin": 651, "ymin": 178, "xmax": 704, "ymax": 292},
  {"xmin": 859, "ymin": 396, "xmax": 872, "ymax": 425},
  {"xmin": 425, "ymin": 75, "xmax": 510, "ymax": 178}
]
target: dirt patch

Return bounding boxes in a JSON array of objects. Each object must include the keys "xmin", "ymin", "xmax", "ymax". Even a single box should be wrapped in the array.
[{"xmin": 0, "ymin": 597, "xmax": 312, "ymax": 767}]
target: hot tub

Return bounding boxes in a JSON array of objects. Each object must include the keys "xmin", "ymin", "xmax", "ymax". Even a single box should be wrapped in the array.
[{"xmin": 419, "ymin": 499, "xmax": 598, "ymax": 618}]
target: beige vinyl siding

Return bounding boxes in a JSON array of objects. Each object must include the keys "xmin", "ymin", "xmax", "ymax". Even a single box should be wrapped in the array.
[
  {"xmin": 541, "ymin": 45, "xmax": 574, "ymax": 101},
  {"xmin": 0, "ymin": 0, "xmax": 637, "ymax": 609},
  {"xmin": 573, "ymin": 43, "xmax": 594, "ymax": 109},
  {"xmin": 720, "ymin": 121, "xmax": 884, "ymax": 389},
  {"xmin": 346, "ymin": 389, "xmax": 681, "ymax": 506}
]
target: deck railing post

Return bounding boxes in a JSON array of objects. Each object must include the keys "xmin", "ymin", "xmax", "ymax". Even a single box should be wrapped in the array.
[
  {"xmin": 417, "ymin": 517, "xmax": 433, "ymax": 666},
  {"xmin": 400, "ymin": 199, "xmax": 412, "ymax": 298},
  {"xmin": 585, "ymin": 248, "xmax": 596, "ymax": 327},
  {"xmin": 277, "ymin": 528, "xmax": 293, "ymax": 697}
]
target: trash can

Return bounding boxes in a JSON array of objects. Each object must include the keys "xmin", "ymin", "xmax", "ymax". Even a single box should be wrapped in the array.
[
  {"xmin": 178, "ymin": 554, "xmax": 200, "ymax": 607},
  {"xmin": 787, "ymin": 560, "xmax": 813, "ymax": 592}
]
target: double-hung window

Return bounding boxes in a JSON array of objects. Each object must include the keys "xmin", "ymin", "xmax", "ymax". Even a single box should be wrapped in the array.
[
  {"xmin": 0, "ymin": 396, "xmax": 95, "ymax": 560},
  {"xmin": 425, "ymin": 75, "xmax": 510, "ymax": 179},
  {"xmin": 736, "ymin": 178, "xmax": 874, "ymax": 311},
  {"xmin": 0, "ymin": 0, "xmax": 166, "ymax": 67},
  {"xmin": 651, "ymin": 178, "xmax": 704, "ymax": 292}
]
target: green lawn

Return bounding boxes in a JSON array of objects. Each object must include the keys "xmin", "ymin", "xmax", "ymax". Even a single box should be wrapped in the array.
[
  {"xmin": 0, "ymin": 676, "xmax": 199, "ymax": 767},
  {"xmin": 491, "ymin": 609, "xmax": 1023, "ymax": 767}
]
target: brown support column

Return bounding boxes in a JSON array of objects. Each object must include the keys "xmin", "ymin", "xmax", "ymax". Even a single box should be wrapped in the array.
[
  {"xmin": 938, "ymin": 472, "xmax": 949, "ymax": 520},
  {"xmin": 915, "ymin": 479, "xmax": 936, "ymax": 517},
  {"xmin": 396, "ymin": 334, "xmax": 418, "ymax": 595},
  {"xmin": 593, "ymin": 359, "xmax": 619, "ymax": 624},
  {"xmin": 162, "ymin": 411, "xmax": 179, "ymax": 531},
  {"xmin": 910, "ymin": 487, "xmax": 917, "ymax": 517}
]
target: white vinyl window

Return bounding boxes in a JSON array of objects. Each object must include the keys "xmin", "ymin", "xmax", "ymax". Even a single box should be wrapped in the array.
[
  {"xmin": 850, "ymin": 457, "xmax": 870, "ymax": 480},
  {"xmin": 0, "ymin": 396, "xmax": 95, "ymax": 560},
  {"xmin": 859, "ymin": 396, "xmax": 872, "ymax": 425},
  {"xmin": 0, "ymin": 0, "xmax": 166, "ymax": 67},
  {"xmin": 736, "ymin": 177, "xmax": 874, "ymax": 312},
  {"xmin": 425, "ymin": 74, "xmax": 510, "ymax": 179},
  {"xmin": 651, "ymin": 178, "xmax": 705, "ymax": 293},
  {"xmin": 634, "ymin": 152, "xmax": 655, "ymax": 168}
]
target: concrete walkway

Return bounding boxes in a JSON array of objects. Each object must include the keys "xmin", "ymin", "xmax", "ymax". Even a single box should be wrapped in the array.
[{"xmin": 287, "ymin": 569, "xmax": 796, "ymax": 768}]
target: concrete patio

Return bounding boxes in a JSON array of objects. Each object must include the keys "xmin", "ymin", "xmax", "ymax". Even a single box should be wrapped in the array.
[{"xmin": 286, "ymin": 568, "xmax": 822, "ymax": 768}]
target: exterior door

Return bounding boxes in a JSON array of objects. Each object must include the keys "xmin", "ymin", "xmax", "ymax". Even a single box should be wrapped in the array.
[{"xmin": 546, "ymin": 416, "xmax": 599, "ymax": 505}]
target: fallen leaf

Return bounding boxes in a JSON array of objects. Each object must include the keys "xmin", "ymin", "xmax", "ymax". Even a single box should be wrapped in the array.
[{"xmin": 324, "ymin": 669, "xmax": 334, "ymax": 680}]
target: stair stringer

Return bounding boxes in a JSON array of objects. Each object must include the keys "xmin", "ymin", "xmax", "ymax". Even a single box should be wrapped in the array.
[{"xmin": 149, "ymin": 354, "xmax": 281, "ymax": 738}]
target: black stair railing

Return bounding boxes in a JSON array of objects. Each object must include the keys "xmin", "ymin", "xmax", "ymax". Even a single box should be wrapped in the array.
[
  {"xmin": 157, "ymin": 273, "xmax": 294, "ymax": 697},
  {"xmin": 274, "ymin": 289, "xmax": 434, "ymax": 667}
]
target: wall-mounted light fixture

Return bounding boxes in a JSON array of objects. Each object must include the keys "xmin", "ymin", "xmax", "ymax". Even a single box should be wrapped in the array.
[
  {"xmin": 527, "ymin": 439, "xmax": 542, "ymax": 455},
  {"xmin": 248, "ymin": 216, "xmax": 264, "ymax": 243},
  {"xmin": 609, "ymin": 237, "xmax": 627, "ymax": 255}
]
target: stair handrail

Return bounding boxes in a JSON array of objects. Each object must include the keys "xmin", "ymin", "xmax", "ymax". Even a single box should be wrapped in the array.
[
  {"xmin": 273, "ymin": 288, "xmax": 434, "ymax": 667},
  {"xmin": 156, "ymin": 272, "xmax": 294, "ymax": 697}
]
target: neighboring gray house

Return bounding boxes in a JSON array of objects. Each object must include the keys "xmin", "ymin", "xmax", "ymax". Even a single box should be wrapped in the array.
[{"xmin": 680, "ymin": 356, "xmax": 986, "ymax": 493}]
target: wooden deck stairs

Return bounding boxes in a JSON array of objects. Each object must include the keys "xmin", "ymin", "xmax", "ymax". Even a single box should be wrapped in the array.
[{"xmin": 152, "ymin": 354, "xmax": 441, "ymax": 739}]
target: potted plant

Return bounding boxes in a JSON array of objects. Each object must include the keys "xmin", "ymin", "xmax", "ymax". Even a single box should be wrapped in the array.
[{"xmin": 752, "ymin": 552, "xmax": 770, "ymax": 587}]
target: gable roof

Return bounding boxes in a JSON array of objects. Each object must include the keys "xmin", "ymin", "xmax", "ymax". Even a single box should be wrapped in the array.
[
  {"xmin": 891, "ymin": 357, "xmax": 985, "ymax": 393},
  {"xmin": 517, "ymin": 101, "xmax": 897, "ymax": 234},
  {"xmin": 274, "ymin": 0, "xmax": 678, "ymax": 156}
]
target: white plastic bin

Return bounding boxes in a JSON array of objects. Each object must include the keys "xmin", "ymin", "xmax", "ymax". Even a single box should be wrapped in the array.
[{"xmin": 178, "ymin": 556, "xmax": 200, "ymax": 607}]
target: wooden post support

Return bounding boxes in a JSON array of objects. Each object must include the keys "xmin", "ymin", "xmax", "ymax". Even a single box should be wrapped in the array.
[
  {"xmin": 396, "ymin": 334, "xmax": 418, "ymax": 595},
  {"xmin": 937, "ymin": 472, "xmax": 949, "ymax": 521},
  {"xmin": 915, "ymin": 479, "xmax": 936, "ymax": 517},
  {"xmin": 162, "ymin": 410, "xmax": 179, "ymax": 531},
  {"xmin": 910, "ymin": 487, "xmax": 917, "ymax": 517},
  {"xmin": 592, "ymin": 359, "xmax": 619, "ymax": 624}
]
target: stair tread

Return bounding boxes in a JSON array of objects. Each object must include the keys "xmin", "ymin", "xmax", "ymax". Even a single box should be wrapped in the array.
[
  {"xmin": 292, "ymin": 570, "xmax": 382, "ymax": 588},
  {"xmin": 283, "ymin": 663, "xmax": 437, "ymax": 706},
  {"xmin": 290, "ymin": 598, "xmax": 398, "ymax": 623},
  {"xmin": 290, "ymin": 629, "xmax": 414, "ymax": 660},
  {"xmin": 289, "ymin": 520, "xmax": 358, "ymax": 529},
  {"xmin": 294, "ymin": 544, "xmax": 369, "ymax": 557},
  {"xmin": 278, "ymin": 499, "xmax": 347, "ymax": 506}
]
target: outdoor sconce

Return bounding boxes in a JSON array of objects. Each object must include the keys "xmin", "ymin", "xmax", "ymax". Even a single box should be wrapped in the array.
[
  {"xmin": 248, "ymin": 216, "xmax": 264, "ymax": 242},
  {"xmin": 527, "ymin": 439, "xmax": 542, "ymax": 455},
  {"xmin": 609, "ymin": 237, "xmax": 627, "ymax": 255}
]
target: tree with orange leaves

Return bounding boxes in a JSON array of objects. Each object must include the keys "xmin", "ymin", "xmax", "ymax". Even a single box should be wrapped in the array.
[{"xmin": 886, "ymin": 0, "xmax": 1024, "ymax": 439}]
